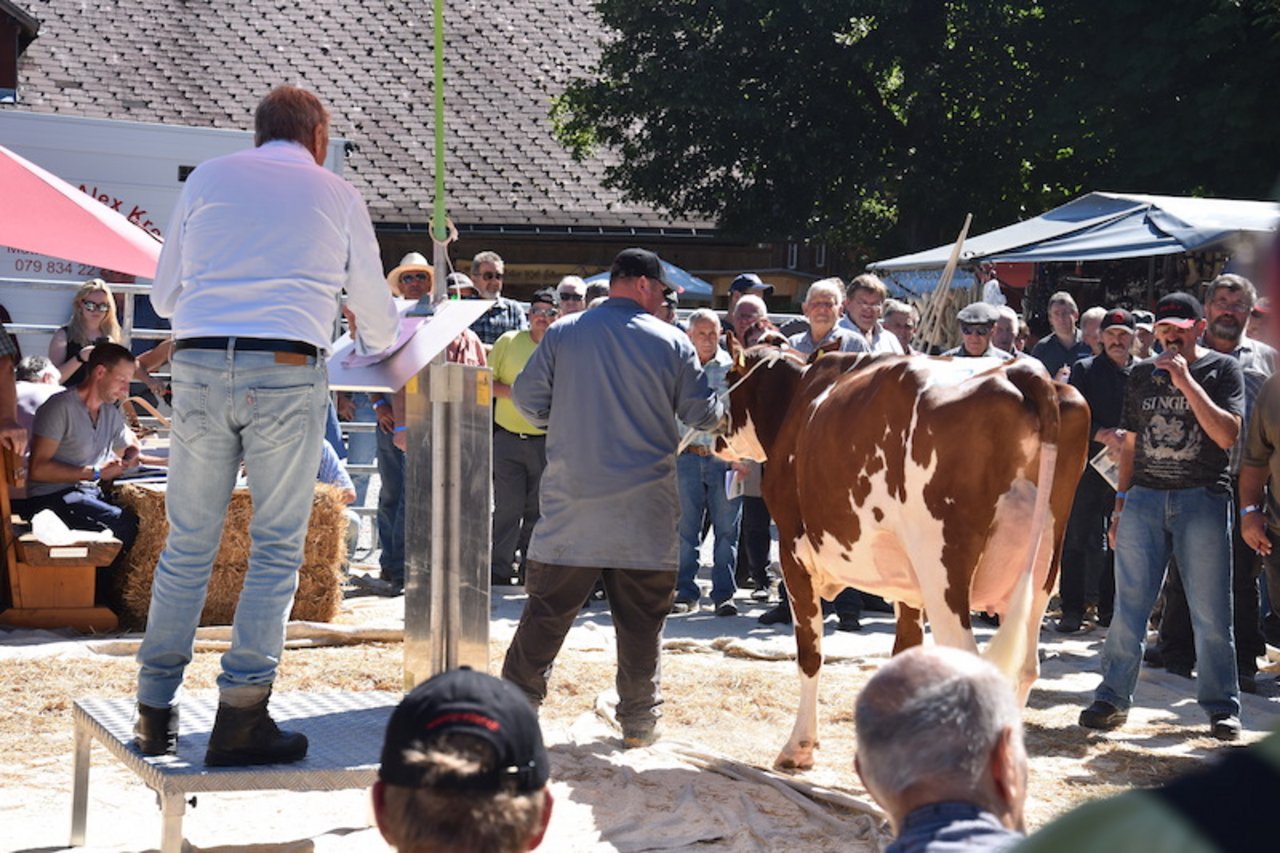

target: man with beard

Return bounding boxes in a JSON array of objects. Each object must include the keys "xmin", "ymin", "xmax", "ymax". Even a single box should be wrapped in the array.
[
  {"xmin": 1057, "ymin": 309, "xmax": 1134, "ymax": 633},
  {"xmin": 1150, "ymin": 275, "xmax": 1274, "ymax": 693},
  {"xmin": 1080, "ymin": 292, "xmax": 1243, "ymax": 740}
]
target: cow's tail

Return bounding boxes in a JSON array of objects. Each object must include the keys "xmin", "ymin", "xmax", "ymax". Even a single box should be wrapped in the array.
[{"xmin": 984, "ymin": 367, "xmax": 1060, "ymax": 685}]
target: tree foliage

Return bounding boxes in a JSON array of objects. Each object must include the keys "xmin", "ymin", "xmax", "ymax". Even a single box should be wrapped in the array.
[{"xmin": 554, "ymin": 0, "xmax": 1280, "ymax": 261}]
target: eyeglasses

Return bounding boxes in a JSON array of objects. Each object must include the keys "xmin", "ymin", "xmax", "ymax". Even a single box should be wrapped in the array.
[
  {"xmin": 480, "ymin": 271, "xmax": 503, "ymax": 281},
  {"xmin": 81, "ymin": 300, "xmax": 110, "ymax": 313},
  {"xmin": 399, "ymin": 272, "xmax": 429, "ymax": 283},
  {"xmin": 530, "ymin": 306, "xmax": 558, "ymax": 318},
  {"xmin": 960, "ymin": 324, "xmax": 992, "ymax": 336},
  {"xmin": 558, "ymin": 293, "xmax": 584, "ymax": 302},
  {"xmin": 1210, "ymin": 300, "xmax": 1250, "ymax": 315}
]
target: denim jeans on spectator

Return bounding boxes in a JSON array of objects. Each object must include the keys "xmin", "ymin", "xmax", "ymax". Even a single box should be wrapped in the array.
[
  {"xmin": 136, "ymin": 348, "xmax": 328, "ymax": 707},
  {"xmin": 375, "ymin": 426, "xmax": 405, "ymax": 583},
  {"xmin": 675, "ymin": 452, "xmax": 741, "ymax": 604},
  {"xmin": 345, "ymin": 392, "xmax": 377, "ymax": 506},
  {"xmin": 1096, "ymin": 485, "xmax": 1239, "ymax": 719}
]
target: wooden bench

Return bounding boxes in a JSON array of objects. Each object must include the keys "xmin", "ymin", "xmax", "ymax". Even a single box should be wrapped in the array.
[{"xmin": 1, "ymin": 447, "xmax": 121, "ymax": 632}]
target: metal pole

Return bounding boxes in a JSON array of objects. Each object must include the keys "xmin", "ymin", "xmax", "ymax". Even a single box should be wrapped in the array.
[{"xmin": 431, "ymin": 0, "xmax": 449, "ymax": 304}]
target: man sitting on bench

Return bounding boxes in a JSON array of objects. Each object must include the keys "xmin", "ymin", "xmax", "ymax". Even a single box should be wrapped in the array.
[{"xmin": 21, "ymin": 342, "xmax": 142, "ymax": 568}]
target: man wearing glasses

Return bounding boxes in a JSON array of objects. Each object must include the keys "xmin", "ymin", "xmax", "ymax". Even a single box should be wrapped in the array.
[
  {"xmin": 468, "ymin": 251, "xmax": 527, "ymax": 349},
  {"xmin": 556, "ymin": 275, "xmax": 587, "ymax": 316},
  {"xmin": 489, "ymin": 288, "xmax": 559, "ymax": 586},
  {"xmin": 503, "ymin": 248, "xmax": 723, "ymax": 749},
  {"xmin": 838, "ymin": 274, "xmax": 905, "ymax": 355},
  {"xmin": 943, "ymin": 302, "xmax": 1013, "ymax": 358}
]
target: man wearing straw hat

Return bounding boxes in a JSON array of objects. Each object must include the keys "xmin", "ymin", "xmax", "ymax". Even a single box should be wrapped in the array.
[{"xmin": 134, "ymin": 85, "xmax": 398, "ymax": 765}]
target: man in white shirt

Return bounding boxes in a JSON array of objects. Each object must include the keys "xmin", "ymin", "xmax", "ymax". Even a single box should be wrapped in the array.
[
  {"xmin": 839, "ymin": 274, "xmax": 905, "ymax": 355},
  {"xmin": 135, "ymin": 85, "xmax": 398, "ymax": 766}
]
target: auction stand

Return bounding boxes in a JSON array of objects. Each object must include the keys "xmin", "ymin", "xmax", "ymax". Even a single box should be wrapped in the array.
[
  {"xmin": 68, "ymin": 298, "xmax": 495, "ymax": 850},
  {"xmin": 71, "ymin": 691, "xmax": 398, "ymax": 852}
]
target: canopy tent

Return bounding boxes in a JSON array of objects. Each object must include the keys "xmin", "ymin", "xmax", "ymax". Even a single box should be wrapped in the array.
[
  {"xmin": 0, "ymin": 144, "xmax": 163, "ymax": 280},
  {"xmin": 584, "ymin": 261, "xmax": 714, "ymax": 299},
  {"xmin": 870, "ymin": 192, "xmax": 1278, "ymax": 272}
]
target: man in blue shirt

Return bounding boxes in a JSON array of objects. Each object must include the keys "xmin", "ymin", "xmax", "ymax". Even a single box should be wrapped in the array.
[
  {"xmin": 1030, "ymin": 292, "xmax": 1092, "ymax": 379},
  {"xmin": 856, "ymin": 647, "xmax": 1027, "ymax": 853}
]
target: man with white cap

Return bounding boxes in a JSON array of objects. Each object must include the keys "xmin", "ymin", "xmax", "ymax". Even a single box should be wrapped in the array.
[
  {"xmin": 943, "ymin": 302, "xmax": 1012, "ymax": 358},
  {"xmin": 1080, "ymin": 291, "xmax": 1244, "ymax": 741}
]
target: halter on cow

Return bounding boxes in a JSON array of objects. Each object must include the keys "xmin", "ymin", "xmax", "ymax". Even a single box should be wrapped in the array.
[{"xmin": 715, "ymin": 338, "xmax": 1090, "ymax": 770}]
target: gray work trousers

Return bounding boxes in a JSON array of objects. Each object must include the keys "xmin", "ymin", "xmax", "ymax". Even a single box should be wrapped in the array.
[{"xmin": 502, "ymin": 560, "xmax": 676, "ymax": 732}]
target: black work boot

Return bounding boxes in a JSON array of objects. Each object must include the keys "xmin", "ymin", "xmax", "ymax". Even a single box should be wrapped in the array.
[
  {"xmin": 204, "ymin": 693, "xmax": 308, "ymax": 766},
  {"xmin": 134, "ymin": 702, "xmax": 179, "ymax": 756}
]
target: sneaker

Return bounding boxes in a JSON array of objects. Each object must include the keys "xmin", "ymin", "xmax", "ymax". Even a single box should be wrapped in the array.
[
  {"xmin": 1210, "ymin": 713, "xmax": 1241, "ymax": 741},
  {"xmin": 1239, "ymin": 673, "xmax": 1258, "ymax": 695},
  {"xmin": 1055, "ymin": 614, "xmax": 1083, "ymax": 634},
  {"xmin": 757, "ymin": 602, "xmax": 793, "ymax": 626},
  {"xmin": 836, "ymin": 614, "xmax": 862, "ymax": 632},
  {"xmin": 1166, "ymin": 664, "xmax": 1194, "ymax": 680},
  {"xmin": 750, "ymin": 585, "xmax": 771, "ymax": 602},
  {"xmin": 670, "ymin": 599, "xmax": 696, "ymax": 614},
  {"xmin": 1079, "ymin": 700, "xmax": 1128, "ymax": 731},
  {"xmin": 622, "ymin": 727, "xmax": 658, "ymax": 749},
  {"xmin": 1143, "ymin": 645, "xmax": 1165, "ymax": 668},
  {"xmin": 714, "ymin": 601, "xmax": 738, "ymax": 617}
]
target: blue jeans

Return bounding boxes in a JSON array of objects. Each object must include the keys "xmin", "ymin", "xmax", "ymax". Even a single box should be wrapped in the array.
[
  {"xmin": 675, "ymin": 452, "xmax": 741, "ymax": 604},
  {"xmin": 136, "ymin": 347, "xmax": 329, "ymax": 707},
  {"xmin": 345, "ymin": 392, "xmax": 377, "ymax": 506},
  {"xmin": 375, "ymin": 426, "xmax": 405, "ymax": 582},
  {"xmin": 1096, "ymin": 485, "xmax": 1239, "ymax": 718}
]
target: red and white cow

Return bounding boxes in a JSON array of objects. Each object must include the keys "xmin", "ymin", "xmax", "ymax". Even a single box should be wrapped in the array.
[{"xmin": 717, "ymin": 338, "xmax": 1089, "ymax": 770}]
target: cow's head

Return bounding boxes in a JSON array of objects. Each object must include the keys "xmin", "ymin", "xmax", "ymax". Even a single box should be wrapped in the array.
[{"xmin": 714, "ymin": 333, "xmax": 804, "ymax": 463}]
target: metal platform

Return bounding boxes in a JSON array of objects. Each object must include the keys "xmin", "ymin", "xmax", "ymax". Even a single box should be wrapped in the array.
[{"xmin": 71, "ymin": 690, "xmax": 399, "ymax": 852}]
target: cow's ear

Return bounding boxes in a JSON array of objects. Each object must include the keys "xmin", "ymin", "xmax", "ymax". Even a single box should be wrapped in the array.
[{"xmin": 807, "ymin": 339, "xmax": 841, "ymax": 365}]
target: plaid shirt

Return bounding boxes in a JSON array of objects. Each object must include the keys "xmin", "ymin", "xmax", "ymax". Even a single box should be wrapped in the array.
[
  {"xmin": 0, "ymin": 326, "xmax": 17, "ymax": 360},
  {"xmin": 469, "ymin": 296, "xmax": 527, "ymax": 345}
]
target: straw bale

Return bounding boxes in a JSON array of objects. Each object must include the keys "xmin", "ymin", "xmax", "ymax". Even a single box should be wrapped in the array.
[{"xmin": 114, "ymin": 483, "xmax": 348, "ymax": 629}]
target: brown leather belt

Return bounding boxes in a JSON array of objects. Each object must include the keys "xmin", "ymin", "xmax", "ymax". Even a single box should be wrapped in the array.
[{"xmin": 681, "ymin": 445, "xmax": 713, "ymax": 457}]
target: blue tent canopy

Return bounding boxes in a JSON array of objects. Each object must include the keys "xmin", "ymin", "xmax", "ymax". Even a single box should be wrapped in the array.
[
  {"xmin": 584, "ymin": 260, "xmax": 714, "ymax": 299},
  {"xmin": 870, "ymin": 192, "xmax": 1278, "ymax": 273}
]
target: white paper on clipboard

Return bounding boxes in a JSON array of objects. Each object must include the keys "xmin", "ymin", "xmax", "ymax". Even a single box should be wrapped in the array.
[
  {"xmin": 1090, "ymin": 447, "xmax": 1121, "ymax": 491},
  {"xmin": 725, "ymin": 468, "xmax": 745, "ymax": 500}
]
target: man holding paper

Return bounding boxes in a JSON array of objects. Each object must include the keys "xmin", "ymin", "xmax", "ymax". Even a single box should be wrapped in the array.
[
  {"xmin": 672, "ymin": 308, "xmax": 742, "ymax": 616},
  {"xmin": 1056, "ymin": 308, "xmax": 1134, "ymax": 633}
]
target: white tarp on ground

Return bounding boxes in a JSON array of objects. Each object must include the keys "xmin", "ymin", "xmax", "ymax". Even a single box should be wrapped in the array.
[{"xmin": 871, "ymin": 192, "xmax": 1279, "ymax": 271}]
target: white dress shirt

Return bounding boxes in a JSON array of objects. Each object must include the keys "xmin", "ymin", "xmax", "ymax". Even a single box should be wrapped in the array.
[{"xmin": 151, "ymin": 140, "xmax": 397, "ymax": 355}]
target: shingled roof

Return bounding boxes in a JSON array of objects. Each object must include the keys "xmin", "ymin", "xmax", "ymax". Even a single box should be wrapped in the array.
[{"xmin": 7, "ymin": 0, "xmax": 712, "ymax": 233}]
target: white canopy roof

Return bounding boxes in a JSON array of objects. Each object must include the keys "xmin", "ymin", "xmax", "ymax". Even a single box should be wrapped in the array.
[{"xmin": 870, "ymin": 192, "xmax": 1278, "ymax": 271}]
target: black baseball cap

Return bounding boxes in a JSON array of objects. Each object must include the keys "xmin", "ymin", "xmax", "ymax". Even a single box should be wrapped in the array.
[
  {"xmin": 1154, "ymin": 292, "xmax": 1204, "ymax": 329},
  {"xmin": 378, "ymin": 667, "xmax": 549, "ymax": 794},
  {"xmin": 610, "ymin": 248, "xmax": 681, "ymax": 294},
  {"xmin": 730, "ymin": 273, "xmax": 774, "ymax": 298},
  {"xmin": 530, "ymin": 287, "xmax": 560, "ymax": 309},
  {"xmin": 1100, "ymin": 308, "xmax": 1135, "ymax": 331}
]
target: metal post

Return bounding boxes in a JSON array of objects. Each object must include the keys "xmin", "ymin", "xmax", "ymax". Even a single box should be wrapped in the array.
[
  {"xmin": 69, "ymin": 722, "xmax": 90, "ymax": 846},
  {"xmin": 402, "ymin": 361, "xmax": 492, "ymax": 690}
]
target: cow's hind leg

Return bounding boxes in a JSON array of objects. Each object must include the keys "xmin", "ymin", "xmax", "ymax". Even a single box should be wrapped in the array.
[{"xmin": 775, "ymin": 550, "xmax": 824, "ymax": 772}]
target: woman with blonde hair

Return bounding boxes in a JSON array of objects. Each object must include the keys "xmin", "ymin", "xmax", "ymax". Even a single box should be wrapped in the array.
[{"xmin": 49, "ymin": 279, "xmax": 164, "ymax": 395}]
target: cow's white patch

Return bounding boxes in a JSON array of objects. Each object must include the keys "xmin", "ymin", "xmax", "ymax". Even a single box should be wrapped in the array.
[{"xmin": 724, "ymin": 410, "xmax": 767, "ymax": 462}]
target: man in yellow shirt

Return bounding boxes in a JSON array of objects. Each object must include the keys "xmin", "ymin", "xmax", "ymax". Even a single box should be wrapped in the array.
[{"xmin": 490, "ymin": 288, "xmax": 558, "ymax": 585}]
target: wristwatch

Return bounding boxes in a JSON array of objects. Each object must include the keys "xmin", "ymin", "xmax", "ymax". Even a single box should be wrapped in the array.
[{"xmin": 90, "ymin": 465, "xmax": 101, "ymax": 482}]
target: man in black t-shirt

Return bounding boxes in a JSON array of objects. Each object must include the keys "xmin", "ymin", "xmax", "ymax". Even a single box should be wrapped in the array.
[{"xmin": 1080, "ymin": 292, "xmax": 1245, "ymax": 741}]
